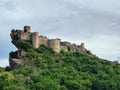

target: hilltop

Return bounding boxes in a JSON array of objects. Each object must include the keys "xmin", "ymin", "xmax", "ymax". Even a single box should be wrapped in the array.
[
  {"xmin": 0, "ymin": 26, "xmax": 120, "ymax": 90},
  {"xmin": 9, "ymin": 26, "xmax": 89, "ymax": 69}
]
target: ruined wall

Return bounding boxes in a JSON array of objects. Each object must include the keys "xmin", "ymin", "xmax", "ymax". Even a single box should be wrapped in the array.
[
  {"xmin": 60, "ymin": 42, "xmax": 86, "ymax": 52},
  {"xmin": 9, "ymin": 57, "xmax": 22, "ymax": 69},
  {"xmin": 19, "ymin": 32, "xmax": 30, "ymax": 40},
  {"xmin": 10, "ymin": 29, "xmax": 30, "ymax": 41},
  {"xmin": 48, "ymin": 39, "xmax": 61, "ymax": 52},
  {"xmin": 39, "ymin": 37, "xmax": 49, "ymax": 46},
  {"xmin": 60, "ymin": 46, "xmax": 68, "ymax": 52},
  {"xmin": 10, "ymin": 26, "xmax": 86, "ymax": 53},
  {"xmin": 60, "ymin": 42, "xmax": 71, "ymax": 52},
  {"xmin": 18, "ymin": 50, "xmax": 27, "ymax": 58}
]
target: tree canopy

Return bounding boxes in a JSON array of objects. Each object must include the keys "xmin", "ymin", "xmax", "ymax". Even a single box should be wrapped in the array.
[{"xmin": 1, "ymin": 40, "xmax": 120, "ymax": 90}]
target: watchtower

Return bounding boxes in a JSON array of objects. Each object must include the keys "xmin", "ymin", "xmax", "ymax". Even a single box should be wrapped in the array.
[
  {"xmin": 24, "ymin": 26, "xmax": 31, "ymax": 32},
  {"xmin": 81, "ymin": 43, "xmax": 85, "ymax": 48}
]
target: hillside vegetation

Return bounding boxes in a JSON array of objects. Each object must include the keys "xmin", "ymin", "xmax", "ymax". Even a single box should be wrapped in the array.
[{"xmin": 1, "ymin": 40, "xmax": 120, "ymax": 90}]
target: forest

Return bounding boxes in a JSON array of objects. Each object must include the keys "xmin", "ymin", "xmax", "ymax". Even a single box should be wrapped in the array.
[{"xmin": 0, "ymin": 40, "xmax": 120, "ymax": 90}]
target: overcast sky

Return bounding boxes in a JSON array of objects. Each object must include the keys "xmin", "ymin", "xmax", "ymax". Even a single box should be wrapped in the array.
[{"xmin": 0, "ymin": 0, "xmax": 120, "ymax": 67}]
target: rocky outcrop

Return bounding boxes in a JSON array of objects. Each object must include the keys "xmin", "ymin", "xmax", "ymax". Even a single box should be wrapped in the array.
[{"xmin": 9, "ymin": 57, "xmax": 22, "ymax": 69}]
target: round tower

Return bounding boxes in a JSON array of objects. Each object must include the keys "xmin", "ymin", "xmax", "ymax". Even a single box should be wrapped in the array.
[
  {"xmin": 31, "ymin": 32, "xmax": 39, "ymax": 48},
  {"xmin": 48, "ymin": 38, "xmax": 61, "ymax": 52}
]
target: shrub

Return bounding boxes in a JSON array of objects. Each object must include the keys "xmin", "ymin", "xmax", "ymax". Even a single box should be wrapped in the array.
[
  {"xmin": 9, "ymin": 51, "xmax": 18, "ymax": 58},
  {"xmin": 67, "ymin": 46, "xmax": 71, "ymax": 52},
  {"xmin": 86, "ymin": 50, "xmax": 92, "ymax": 55},
  {"xmin": 16, "ymin": 40, "xmax": 33, "ymax": 51}
]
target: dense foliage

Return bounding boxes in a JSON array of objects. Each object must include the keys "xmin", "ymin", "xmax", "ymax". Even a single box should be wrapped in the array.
[
  {"xmin": 16, "ymin": 40, "xmax": 33, "ymax": 51},
  {"xmin": 1, "ymin": 41, "xmax": 120, "ymax": 90}
]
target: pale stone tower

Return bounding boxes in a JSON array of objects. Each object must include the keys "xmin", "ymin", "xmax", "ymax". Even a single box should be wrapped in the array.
[
  {"xmin": 31, "ymin": 32, "xmax": 39, "ymax": 48},
  {"xmin": 48, "ymin": 38, "xmax": 61, "ymax": 52}
]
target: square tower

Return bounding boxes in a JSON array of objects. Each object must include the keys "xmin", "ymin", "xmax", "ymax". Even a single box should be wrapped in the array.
[{"xmin": 24, "ymin": 26, "xmax": 31, "ymax": 32}]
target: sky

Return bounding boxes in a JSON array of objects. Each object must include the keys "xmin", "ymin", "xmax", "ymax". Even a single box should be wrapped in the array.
[{"xmin": 0, "ymin": 0, "xmax": 120, "ymax": 67}]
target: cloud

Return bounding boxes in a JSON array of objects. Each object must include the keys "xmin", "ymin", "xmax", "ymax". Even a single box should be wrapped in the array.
[
  {"xmin": 0, "ymin": 0, "xmax": 33, "ymax": 20},
  {"xmin": 84, "ymin": 35, "xmax": 120, "ymax": 60},
  {"xmin": 0, "ymin": 59, "xmax": 9, "ymax": 67},
  {"xmin": 1, "ymin": 0, "xmax": 16, "ymax": 11},
  {"xmin": 0, "ymin": 0, "xmax": 120, "ymax": 61}
]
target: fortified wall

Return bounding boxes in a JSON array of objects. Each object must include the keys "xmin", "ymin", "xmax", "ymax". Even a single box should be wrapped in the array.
[
  {"xmin": 11, "ymin": 26, "xmax": 61, "ymax": 52},
  {"xmin": 10, "ymin": 26, "xmax": 86, "ymax": 53},
  {"xmin": 10, "ymin": 26, "xmax": 86, "ymax": 69}
]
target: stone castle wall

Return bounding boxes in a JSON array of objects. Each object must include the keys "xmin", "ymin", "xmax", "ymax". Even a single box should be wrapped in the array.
[
  {"xmin": 10, "ymin": 26, "xmax": 86, "ymax": 69},
  {"xmin": 19, "ymin": 31, "xmax": 31, "ymax": 40},
  {"xmin": 11, "ymin": 26, "xmax": 85, "ymax": 53},
  {"xmin": 39, "ymin": 37, "xmax": 49, "ymax": 46},
  {"xmin": 60, "ymin": 42, "xmax": 86, "ymax": 52}
]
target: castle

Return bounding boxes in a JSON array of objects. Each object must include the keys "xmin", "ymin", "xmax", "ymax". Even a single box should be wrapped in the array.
[
  {"xmin": 10, "ymin": 26, "xmax": 86, "ymax": 53},
  {"xmin": 9, "ymin": 26, "xmax": 86, "ymax": 69}
]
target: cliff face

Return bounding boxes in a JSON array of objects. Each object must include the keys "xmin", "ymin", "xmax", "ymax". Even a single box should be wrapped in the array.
[{"xmin": 9, "ymin": 26, "xmax": 87, "ymax": 69}]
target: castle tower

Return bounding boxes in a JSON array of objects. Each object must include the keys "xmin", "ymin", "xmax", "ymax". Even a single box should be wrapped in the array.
[
  {"xmin": 79, "ymin": 42, "xmax": 86, "ymax": 52},
  {"xmin": 48, "ymin": 38, "xmax": 61, "ymax": 52},
  {"xmin": 24, "ymin": 26, "xmax": 31, "ymax": 32},
  {"xmin": 31, "ymin": 32, "xmax": 39, "ymax": 48},
  {"xmin": 81, "ymin": 43, "xmax": 85, "ymax": 48}
]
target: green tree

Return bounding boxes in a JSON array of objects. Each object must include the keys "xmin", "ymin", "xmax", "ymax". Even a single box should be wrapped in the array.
[{"xmin": 16, "ymin": 40, "xmax": 33, "ymax": 51}]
